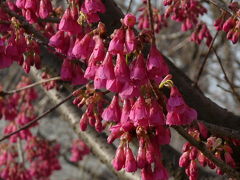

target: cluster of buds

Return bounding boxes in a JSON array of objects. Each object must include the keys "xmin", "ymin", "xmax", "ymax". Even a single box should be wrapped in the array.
[
  {"xmin": 0, "ymin": 16, "xmax": 41, "ymax": 72},
  {"xmin": 72, "ymin": 85, "xmax": 105, "ymax": 132},
  {"xmin": 164, "ymin": 0, "xmax": 207, "ymax": 31},
  {"xmin": 191, "ymin": 24, "xmax": 213, "ymax": 46},
  {"xmin": 214, "ymin": 2, "xmax": 240, "ymax": 44},
  {"xmin": 179, "ymin": 126, "xmax": 236, "ymax": 179},
  {"xmin": 0, "ymin": 144, "xmax": 31, "ymax": 180},
  {"xmin": 41, "ymin": 72, "xmax": 59, "ymax": 90},
  {"xmin": 15, "ymin": 0, "xmax": 52, "ymax": 24},
  {"xmin": 1, "ymin": 77, "xmax": 38, "ymax": 142},
  {"xmin": 163, "ymin": 0, "xmax": 212, "ymax": 46},
  {"xmin": 137, "ymin": 0, "xmax": 167, "ymax": 33},
  {"xmin": 70, "ymin": 139, "xmax": 90, "ymax": 162},
  {"xmin": 25, "ymin": 137, "xmax": 61, "ymax": 179}
]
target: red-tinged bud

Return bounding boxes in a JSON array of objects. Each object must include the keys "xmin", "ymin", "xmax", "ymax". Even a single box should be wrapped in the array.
[
  {"xmin": 197, "ymin": 122, "xmax": 208, "ymax": 139},
  {"xmin": 179, "ymin": 151, "xmax": 190, "ymax": 167},
  {"xmin": 123, "ymin": 14, "xmax": 136, "ymax": 27},
  {"xmin": 137, "ymin": 141, "xmax": 147, "ymax": 168},
  {"xmin": 189, "ymin": 147, "xmax": 198, "ymax": 160},
  {"xmin": 207, "ymin": 159, "xmax": 216, "ymax": 169},
  {"xmin": 189, "ymin": 160, "xmax": 198, "ymax": 177},
  {"xmin": 197, "ymin": 152, "xmax": 207, "ymax": 167},
  {"xmin": 231, "ymin": 31, "xmax": 239, "ymax": 44},
  {"xmin": 107, "ymin": 125, "xmax": 123, "ymax": 144},
  {"xmin": 141, "ymin": 165, "xmax": 154, "ymax": 180},
  {"xmin": 223, "ymin": 17, "xmax": 236, "ymax": 32},
  {"xmin": 182, "ymin": 142, "xmax": 191, "ymax": 152},
  {"xmin": 224, "ymin": 152, "xmax": 236, "ymax": 168},
  {"xmin": 125, "ymin": 147, "xmax": 137, "ymax": 172},
  {"xmin": 112, "ymin": 145, "xmax": 125, "ymax": 171},
  {"xmin": 80, "ymin": 113, "xmax": 88, "ymax": 131},
  {"xmin": 146, "ymin": 141, "xmax": 155, "ymax": 164},
  {"xmin": 216, "ymin": 167, "xmax": 224, "ymax": 175}
]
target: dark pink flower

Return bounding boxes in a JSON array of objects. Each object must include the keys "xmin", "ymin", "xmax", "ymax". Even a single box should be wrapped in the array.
[
  {"xmin": 72, "ymin": 33, "xmax": 94, "ymax": 60},
  {"xmin": 137, "ymin": 138, "xmax": 147, "ymax": 168},
  {"xmin": 112, "ymin": 145, "xmax": 125, "ymax": 171},
  {"xmin": 59, "ymin": 8, "xmax": 82, "ymax": 34},
  {"xmin": 107, "ymin": 124, "xmax": 123, "ymax": 144},
  {"xmin": 123, "ymin": 14, "xmax": 136, "ymax": 27},
  {"xmin": 129, "ymin": 96, "xmax": 149, "ymax": 127},
  {"xmin": 149, "ymin": 100, "xmax": 165, "ymax": 126},
  {"xmin": 84, "ymin": 0, "xmax": 106, "ymax": 14},
  {"xmin": 102, "ymin": 53, "xmax": 115, "ymax": 80},
  {"xmin": 101, "ymin": 95, "xmax": 121, "ymax": 123},
  {"xmin": 94, "ymin": 65, "xmax": 107, "ymax": 89},
  {"xmin": 155, "ymin": 126, "xmax": 171, "ymax": 145},
  {"xmin": 89, "ymin": 35, "xmax": 105, "ymax": 63},
  {"xmin": 16, "ymin": 0, "xmax": 26, "ymax": 8},
  {"xmin": 84, "ymin": 62, "xmax": 98, "ymax": 80},
  {"xmin": 108, "ymin": 29, "xmax": 125, "ymax": 55},
  {"xmin": 115, "ymin": 54, "xmax": 130, "ymax": 82},
  {"xmin": 141, "ymin": 165, "xmax": 154, "ymax": 180},
  {"xmin": 153, "ymin": 163, "xmax": 169, "ymax": 180},
  {"xmin": 106, "ymin": 79, "xmax": 123, "ymax": 93},
  {"xmin": 147, "ymin": 45, "xmax": 169, "ymax": 81},
  {"xmin": 39, "ymin": 0, "xmax": 52, "ymax": 19},
  {"xmin": 125, "ymin": 147, "xmax": 137, "ymax": 172},
  {"xmin": 166, "ymin": 87, "xmax": 197, "ymax": 125},
  {"xmin": 130, "ymin": 54, "xmax": 148, "ymax": 85},
  {"xmin": 120, "ymin": 100, "xmax": 134, "ymax": 131},
  {"xmin": 125, "ymin": 28, "xmax": 136, "ymax": 53},
  {"xmin": 119, "ymin": 81, "xmax": 139, "ymax": 99}
]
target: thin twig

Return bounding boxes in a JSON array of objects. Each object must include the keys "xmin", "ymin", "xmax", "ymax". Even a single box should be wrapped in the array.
[
  {"xmin": 194, "ymin": 31, "xmax": 219, "ymax": 86},
  {"xmin": 1, "ymin": 76, "xmax": 61, "ymax": 96},
  {"xmin": 213, "ymin": 47, "xmax": 240, "ymax": 103},
  {"xmin": 147, "ymin": 0, "xmax": 155, "ymax": 44},
  {"xmin": 0, "ymin": 94, "xmax": 73, "ymax": 143},
  {"xmin": 217, "ymin": 84, "xmax": 233, "ymax": 94},
  {"xmin": 126, "ymin": 0, "xmax": 133, "ymax": 13}
]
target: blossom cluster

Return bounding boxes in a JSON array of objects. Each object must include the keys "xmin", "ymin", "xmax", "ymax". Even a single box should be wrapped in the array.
[
  {"xmin": 70, "ymin": 139, "xmax": 90, "ymax": 162},
  {"xmin": 0, "ymin": 11, "xmax": 41, "ymax": 73},
  {"xmin": 163, "ymin": 0, "xmax": 212, "ymax": 46},
  {"xmin": 137, "ymin": 0, "xmax": 167, "ymax": 33},
  {"xmin": 214, "ymin": 2, "xmax": 240, "ymax": 44}
]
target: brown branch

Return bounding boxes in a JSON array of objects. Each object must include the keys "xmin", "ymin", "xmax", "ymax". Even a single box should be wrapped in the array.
[
  {"xmin": 1, "ymin": 76, "xmax": 61, "ymax": 96},
  {"xmin": 126, "ymin": 0, "xmax": 133, "ymax": 13},
  {"xmin": 202, "ymin": 121, "xmax": 240, "ymax": 140},
  {"xmin": 147, "ymin": 0, "xmax": 156, "ymax": 44},
  {"xmin": 0, "ymin": 93, "xmax": 73, "ymax": 143}
]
